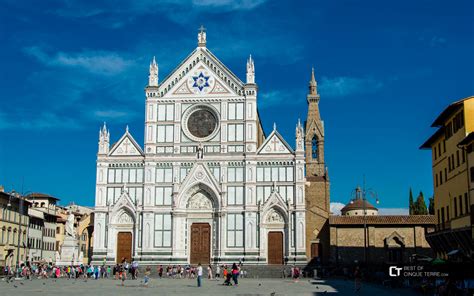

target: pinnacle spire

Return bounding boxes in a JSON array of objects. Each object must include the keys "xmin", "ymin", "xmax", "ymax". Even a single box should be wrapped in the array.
[
  {"xmin": 246, "ymin": 54, "xmax": 255, "ymax": 84},
  {"xmin": 148, "ymin": 56, "xmax": 158, "ymax": 86},
  {"xmin": 309, "ymin": 67, "xmax": 317, "ymax": 95}
]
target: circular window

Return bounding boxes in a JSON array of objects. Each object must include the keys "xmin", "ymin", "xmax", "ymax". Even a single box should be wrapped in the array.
[{"xmin": 182, "ymin": 105, "xmax": 220, "ymax": 142}]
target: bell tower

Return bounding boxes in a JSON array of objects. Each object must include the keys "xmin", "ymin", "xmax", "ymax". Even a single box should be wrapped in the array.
[
  {"xmin": 305, "ymin": 68, "xmax": 325, "ymax": 177},
  {"xmin": 304, "ymin": 68, "xmax": 330, "ymax": 264}
]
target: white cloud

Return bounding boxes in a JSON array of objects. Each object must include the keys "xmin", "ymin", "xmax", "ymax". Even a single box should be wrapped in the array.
[
  {"xmin": 319, "ymin": 76, "xmax": 383, "ymax": 97},
  {"xmin": 330, "ymin": 202, "xmax": 345, "ymax": 215},
  {"xmin": 93, "ymin": 110, "xmax": 134, "ymax": 120},
  {"xmin": 259, "ymin": 90, "xmax": 305, "ymax": 109},
  {"xmin": 23, "ymin": 46, "xmax": 134, "ymax": 76},
  {"xmin": 192, "ymin": 0, "xmax": 267, "ymax": 10},
  {"xmin": 378, "ymin": 208, "xmax": 409, "ymax": 215}
]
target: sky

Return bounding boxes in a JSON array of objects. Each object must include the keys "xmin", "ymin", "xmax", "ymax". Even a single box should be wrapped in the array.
[{"xmin": 0, "ymin": 0, "xmax": 473, "ymax": 212}]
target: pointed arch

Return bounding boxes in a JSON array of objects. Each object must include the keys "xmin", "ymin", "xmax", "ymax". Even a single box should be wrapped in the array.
[{"xmin": 312, "ymin": 135, "xmax": 318, "ymax": 159}]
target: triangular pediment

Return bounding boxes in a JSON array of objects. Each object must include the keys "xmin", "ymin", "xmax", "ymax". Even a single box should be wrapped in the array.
[
  {"xmin": 110, "ymin": 188, "xmax": 136, "ymax": 223},
  {"xmin": 262, "ymin": 190, "xmax": 288, "ymax": 216},
  {"xmin": 257, "ymin": 129, "xmax": 294, "ymax": 155},
  {"xmin": 177, "ymin": 162, "xmax": 221, "ymax": 208},
  {"xmin": 159, "ymin": 48, "xmax": 244, "ymax": 98},
  {"xmin": 109, "ymin": 130, "xmax": 144, "ymax": 157}
]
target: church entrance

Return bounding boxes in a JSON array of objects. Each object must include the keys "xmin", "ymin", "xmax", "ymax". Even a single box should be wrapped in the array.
[
  {"xmin": 190, "ymin": 223, "xmax": 210, "ymax": 265},
  {"xmin": 268, "ymin": 231, "xmax": 283, "ymax": 265},
  {"xmin": 116, "ymin": 232, "xmax": 132, "ymax": 263}
]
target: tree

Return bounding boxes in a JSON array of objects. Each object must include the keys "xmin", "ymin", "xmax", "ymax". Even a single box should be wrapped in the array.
[
  {"xmin": 414, "ymin": 191, "xmax": 428, "ymax": 215},
  {"xmin": 428, "ymin": 197, "xmax": 435, "ymax": 215},
  {"xmin": 409, "ymin": 188, "xmax": 415, "ymax": 215}
]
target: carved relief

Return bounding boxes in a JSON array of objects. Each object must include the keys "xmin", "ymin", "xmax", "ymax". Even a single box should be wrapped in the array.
[
  {"xmin": 117, "ymin": 210, "xmax": 134, "ymax": 224},
  {"xmin": 187, "ymin": 192, "xmax": 212, "ymax": 209},
  {"xmin": 266, "ymin": 208, "xmax": 284, "ymax": 223}
]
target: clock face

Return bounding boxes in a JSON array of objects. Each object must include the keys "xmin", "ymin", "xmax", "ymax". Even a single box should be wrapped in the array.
[{"xmin": 187, "ymin": 109, "xmax": 217, "ymax": 138}]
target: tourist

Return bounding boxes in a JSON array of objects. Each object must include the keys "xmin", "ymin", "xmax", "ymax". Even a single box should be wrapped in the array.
[
  {"xmin": 207, "ymin": 265, "xmax": 213, "ymax": 280},
  {"xmin": 215, "ymin": 264, "xmax": 220, "ymax": 279},
  {"xmin": 231, "ymin": 263, "xmax": 239, "ymax": 286},
  {"xmin": 292, "ymin": 266, "xmax": 300, "ymax": 282},
  {"xmin": 143, "ymin": 266, "xmax": 151, "ymax": 288},
  {"xmin": 223, "ymin": 266, "xmax": 232, "ymax": 286},
  {"xmin": 196, "ymin": 263, "xmax": 203, "ymax": 287},
  {"xmin": 158, "ymin": 265, "xmax": 163, "ymax": 278}
]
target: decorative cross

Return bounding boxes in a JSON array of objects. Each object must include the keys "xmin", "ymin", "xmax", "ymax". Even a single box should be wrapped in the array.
[
  {"xmin": 270, "ymin": 137, "xmax": 279, "ymax": 151},
  {"xmin": 199, "ymin": 25, "xmax": 206, "ymax": 33},
  {"xmin": 123, "ymin": 139, "xmax": 131, "ymax": 153}
]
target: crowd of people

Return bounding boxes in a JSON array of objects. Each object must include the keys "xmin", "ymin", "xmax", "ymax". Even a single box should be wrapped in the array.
[{"xmin": 3, "ymin": 258, "xmax": 302, "ymax": 288}]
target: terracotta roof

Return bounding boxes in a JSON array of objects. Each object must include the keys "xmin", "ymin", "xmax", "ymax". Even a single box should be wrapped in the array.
[
  {"xmin": 340, "ymin": 198, "xmax": 377, "ymax": 213},
  {"xmin": 26, "ymin": 192, "xmax": 59, "ymax": 201},
  {"xmin": 420, "ymin": 126, "xmax": 444, "ymax": 149},
  {"xmin": 431, "ymin": 96, "xmax": 473, "ymax": 127},
  {"xmin": 329, "ymin": 215, "xmax": 436, "ymax": 225}
]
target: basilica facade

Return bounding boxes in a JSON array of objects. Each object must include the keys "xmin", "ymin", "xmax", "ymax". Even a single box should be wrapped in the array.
[{"xmin": 92, "ymin": 29, "xmax": 328, "ymax": 266}]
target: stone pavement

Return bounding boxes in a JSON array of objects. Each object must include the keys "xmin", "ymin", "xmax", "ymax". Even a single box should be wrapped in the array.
[{"xmin": 0, "ymin": 277, "xmax": 419, "ymax": 295}]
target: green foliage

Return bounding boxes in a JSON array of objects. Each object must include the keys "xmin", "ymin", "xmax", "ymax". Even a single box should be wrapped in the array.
[
  {"xmin": 413, "ymin": 191, "xmax": 428, "ymax": 215},
  {"xmin": 409, "ymin": 188, "xmax": 414, "ymax": 215},
  {"xmin": 428, "ymin": 197, "xmax": 435, "ymax": 215}
]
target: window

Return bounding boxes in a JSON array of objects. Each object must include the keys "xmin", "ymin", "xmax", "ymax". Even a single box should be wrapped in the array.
[
  {"xmin": 157, "ymin": 125, "xmax": 174, "ymax": 143},
  {"xmin": 471, "ymin": 167, "xmax": 474, "ymax": 182},
  {"xmin": 439, "ymin": 171, "xmax": 443, "ymax": 185},
  {"xmin": 459, "ymin": 195, "xmax": 463, "ymax": 215},
  {"xmin": 180, "ymin": 167, "xmax": 191, "ymax": 182},
  {"xmin": 312, "ymin": 136, "xmax": 318, "ymax": 159},
  {"xmin": 157, "ymin": 104, "xmax": 174, "ymax": 121},
  {"xmin": 156, "ymin": 168, "xmax": 173, "ymax": 183},
  {"xmin": 209, "ymin": 167, "xmax": 220, "ymax": 182},
  {"xmin": 435, "ymin": 173, "xmax": 438, "ymax": 187},
  {"xmin": 227, "ymin": 124, "xmax": 244, "ymax": 142},
  {"xmin": 465, "ymin": 193, "xmax": 470, "ymax": 214},
  {"xmin": 155, "ymin": 187, "xmax": 172, "ymax": 205},
  {"xmin": 155, "ymin": 214, "xmax": 172, "ymax": 247},
  {"xmin": 444, "ymin": 168, "xmax": 447, "ymax": 182},
  {"xmin": 227, "ymin": 167, "xmax": 244, "ymax": 182},
  {"xmin": 227, "ymin": 214, "xmax": 243, "ymax": 247},
  {"xmin": 107, "ymin": 168, "xmax": 143, "ymax": 184},
  {"xmin": 228, "ymin": 103, "xmax": 244, "ymax": 120},
  {"xmin": 454, "ymin": 197, "xmax": 458, "ymax": 217},
  {"xmin": 256, "ymin": 186, "xmax": 272, "ymax": 203},
  {"xmin": 457, "ymin": 150, "xmax": 460, "ymax": 167},
  {"xmin": 227, "ymin": 186, "xmax": 243, "ymax": 205}
]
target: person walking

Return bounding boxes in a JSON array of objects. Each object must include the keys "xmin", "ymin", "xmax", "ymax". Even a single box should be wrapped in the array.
[
  {"xmin": 143, "ymin": 266, "xmax": 151, "ymax": 288},
  {"xmin": 207, "ymin": 265, "xmax": 213, "ymax": 280},
  {"xmin": 196, "ymin": 263, "xmax": 203, "ymax": 287},
  {"xmin": 215, "ymin": 265, "xmax": 220, "ymax": 280},
  {"xmin": 231, "ymin": 263, "xmax": 239, "ymax": 286}
]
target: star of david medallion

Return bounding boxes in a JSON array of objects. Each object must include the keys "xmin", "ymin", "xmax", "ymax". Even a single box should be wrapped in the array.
[{"xmin": 192, "ymin": 72, "xmax": 210, "ymax": 91}]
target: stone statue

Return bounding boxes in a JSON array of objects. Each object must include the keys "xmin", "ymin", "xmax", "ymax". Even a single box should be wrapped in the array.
[{"xmin": 65, "ymin": 212, "xmax": 75, "ymax": 237}]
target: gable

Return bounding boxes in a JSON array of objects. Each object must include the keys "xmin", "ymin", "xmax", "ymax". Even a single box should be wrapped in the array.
[
  {"xmin": 166, "ymin": 61, "xmax": 238, "ymax": 97},
  {"xmin": 109, "ymin": 132, "xmax": 144, "ymax": 157},
  {"xmin": 159, "ymin": 48, "xmax": 244, "ymax": 98},
  {"xmin": 258, "ymin": 131, "xmax": 294, "ymax": 155}
]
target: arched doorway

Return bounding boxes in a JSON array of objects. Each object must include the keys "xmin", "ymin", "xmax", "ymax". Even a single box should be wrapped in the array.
[{"xmin": 268, "ymin": 231, "xmax": 283, "ymax": 264}]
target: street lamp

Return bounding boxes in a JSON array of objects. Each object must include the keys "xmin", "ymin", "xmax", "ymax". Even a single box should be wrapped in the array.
[{"xmin": 350, "ymin": 184, "xmax": 379, "ymax": 265}]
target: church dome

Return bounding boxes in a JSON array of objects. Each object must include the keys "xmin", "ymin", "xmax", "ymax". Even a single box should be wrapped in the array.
[{"xmin": 341, "ymin": 198, "xmax": 378, "ymax": 216}]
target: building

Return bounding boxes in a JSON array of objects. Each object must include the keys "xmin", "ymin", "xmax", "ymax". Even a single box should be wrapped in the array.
[
  {"xmin": 420, "ymin": 96, "xmax": 473, "ymax": 258},
  {"xmin": 457, "ymin": 131, "xmax": 474, "ymax": 248},
  {"xmin": 92, "ymin": 29, "xmax": 315, "ymax": 265},
  {"xmin": 304, "ymin": 69, "xmax": 331, "ymax": 263},
  {"xmin": 0, "ymin": 190, "xmax": 30, "ymax": 272},
  {"xmin": 329, "ymin": 215, "xmax": 435, "ymax": 265},
  {"xmin": 27, "ymin": 207, "xmax": 45, "ymax": 262},
  {"xmin": 25, "ymin": 193, "xmax": 60, "ymax": 263},
  {"xmin": 340, "ymin": 187, "xmax": 378, "ymax": 217}
]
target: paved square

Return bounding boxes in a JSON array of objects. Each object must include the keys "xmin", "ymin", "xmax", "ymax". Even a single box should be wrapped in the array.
[{"xmin": 1, "ymin": 277, "xmax": 418, "ymax": 295}]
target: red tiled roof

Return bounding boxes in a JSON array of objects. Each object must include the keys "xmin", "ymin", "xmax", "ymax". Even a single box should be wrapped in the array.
[
  {"xmin": 329, "ymin": 215, "xmax": 436, "ymax": 225},
  {"xmin": 340, "ymin": 199, "xmax": 377, "ymax": 213},
  {"xmin": 26, "ymin": 192, "xmax": 59, "ymax": 201}
]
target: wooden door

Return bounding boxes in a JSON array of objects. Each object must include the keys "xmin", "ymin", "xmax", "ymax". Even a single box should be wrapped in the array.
[
  {"xmin": 116, "ymin": 232, "xmax": 132, "ymax": 263},
  {"xmin": 190, "ymin": 223, "xmax": 210, "ymax": 265},
  {"xmin": 268, "ymin": 231, "xmax": 283, "ymax": 265}
]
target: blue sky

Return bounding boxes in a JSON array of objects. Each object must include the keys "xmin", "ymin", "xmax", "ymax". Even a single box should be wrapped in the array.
[{"xmin": 0, "ymin": 0, "xmax": 473, "ymax": 211}]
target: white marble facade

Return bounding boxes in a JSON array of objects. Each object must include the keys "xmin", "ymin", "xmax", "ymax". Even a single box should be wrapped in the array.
[{"xmin": 92, "ymin": 30, "xmax": 307, "ymax": 265}]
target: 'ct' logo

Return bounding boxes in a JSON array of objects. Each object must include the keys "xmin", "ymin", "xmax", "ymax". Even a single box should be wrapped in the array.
[{"xmin": 389, "ymin": 266, "xmax": 402, "ymax": 277}]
